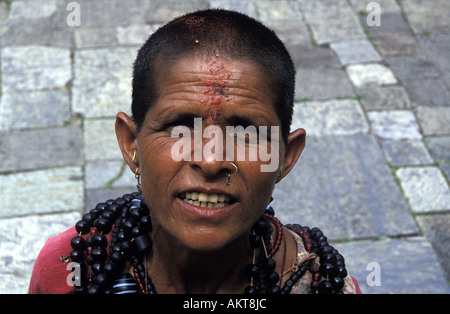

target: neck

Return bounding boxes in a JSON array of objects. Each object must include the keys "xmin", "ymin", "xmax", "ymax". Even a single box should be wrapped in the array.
[{"xmin": 147, "ymin": 227, "xmax": 253, "ymax": 294}]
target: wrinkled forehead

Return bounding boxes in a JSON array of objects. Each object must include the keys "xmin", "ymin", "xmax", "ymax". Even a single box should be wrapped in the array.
[{"xmin": 148, "ymin": 56, "xmax": 279, "ymax": 127}]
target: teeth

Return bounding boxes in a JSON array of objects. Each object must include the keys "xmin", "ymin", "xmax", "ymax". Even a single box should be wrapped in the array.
[
  {"xmin": 207, "ymin": 194, "xmax": 218, "ymax": 202},
  {"xmin": 198, "ymin": 193, "xmax": 209, "ymax": 202},
  {"xmin": 180, "ymin": 191, "xmax": 233, "ymax": 208}
]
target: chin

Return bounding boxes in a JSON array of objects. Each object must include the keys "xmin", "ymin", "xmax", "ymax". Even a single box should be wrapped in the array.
[{"xmin": 177, "ymin": 226, "xmax": 245, "ymax": 253}]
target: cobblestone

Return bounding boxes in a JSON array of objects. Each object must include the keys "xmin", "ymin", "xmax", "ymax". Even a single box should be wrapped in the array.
[
  {"xmin": 1, "ymin": 46, "xmax": 71, "ymax": 92},
  {"xmin": 367, "ymin": 110, "xmax": 422, "ymax": 140},
  {"xmin": 291, "ymin": 99, "xmax": 369, "ymax": 136},
  {"xmin": 0, "ymin": 126, "xmax": 83, "ymax": 172},
  {"xmin": 73, "ymin": 48, "xmax": 136, "ymax": 118},
  {"xmin": 0, "ymin": 90, "xmax": 71, "ymax": 131},
  {"xmin": 396, "ymin": 166, "xmax": 450, "ymax": 213},
  {"xmin": 380, "ymin": 139, "xmax": 433, "ymax": 166},
  {"xmin": 417, "ymin": 106, "xmax": 450, "ymax": 135},
  {"xmin": 0, "ymin": 0, "xmax": 448, "ymax": 294},
  {"xmin": 0, "ymin": 166, "xmax": 84, "ymax": 218},
  {"xmin": 346, "ymin": 63, "xmax": 397, "ymax": 87},
  {"xmin": 357, "ymin": 83, "xmax": 410, "ymax": 110},
  {"xmin": 300, "ymin": 0, "xmax": 365, "ymax": 44},
  {"xmin": 83, "ymin": 118, "xmax": 123, "ymax": 161},
  {"xmin": 330, "ymin": 39, "xmax": 382, "ymax": 65}
]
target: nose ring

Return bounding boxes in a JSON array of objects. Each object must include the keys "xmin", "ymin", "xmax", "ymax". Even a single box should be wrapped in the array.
[{"xmin": 226, "ymin": 162, "xmax": 238, "ymax": 186}]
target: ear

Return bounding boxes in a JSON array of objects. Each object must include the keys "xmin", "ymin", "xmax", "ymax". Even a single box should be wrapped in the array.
[
  {"xmin": 277, "ymin": 128, "xmax": 306, "ymax": 182},
  {"xmin": 115, "ymin": 112, "xmax": 139, "ymax": 173}
]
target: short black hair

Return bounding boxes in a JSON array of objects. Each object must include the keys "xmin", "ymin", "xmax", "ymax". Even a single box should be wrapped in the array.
[{"xmin": 131, "ymin": 9, "xmax": 295, "ymax": 143}]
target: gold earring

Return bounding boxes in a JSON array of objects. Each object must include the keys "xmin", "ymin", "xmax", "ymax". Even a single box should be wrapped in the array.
[
  {"xmin": 132, "ymin": 149, "xmax": 137, "ymax": 165},
  {"xmin": 226, "ymin": 162, "xmax": 238, "ymax": 186}
]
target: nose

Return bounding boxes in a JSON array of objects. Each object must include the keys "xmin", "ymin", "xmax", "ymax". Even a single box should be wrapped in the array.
[{"xmin": 188, "ymin": 131, "xmax": 236, "ymax": 180}]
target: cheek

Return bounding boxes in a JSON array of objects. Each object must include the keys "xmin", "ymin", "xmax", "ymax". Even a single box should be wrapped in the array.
[
  {"xmin": 240, "ymin": 162, "xmax": 277, "ymax": 209},
  {"xmin": 138, "ymin": 136, "xmax": 180, "ymax": 197}
]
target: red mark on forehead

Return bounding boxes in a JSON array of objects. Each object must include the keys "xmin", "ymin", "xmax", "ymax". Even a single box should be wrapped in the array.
[
  {"xmin": 201, "ymin": 57, "xmax": 234, "ymax": 125},
  {"xmin": 210, "ymin": 96, "xmax": 222, "ymax": 105}
]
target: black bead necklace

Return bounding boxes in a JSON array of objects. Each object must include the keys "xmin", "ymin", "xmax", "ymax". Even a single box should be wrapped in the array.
[{"xmin": 68, "ymin": 193, "xmax": 348, "ymax": 294}]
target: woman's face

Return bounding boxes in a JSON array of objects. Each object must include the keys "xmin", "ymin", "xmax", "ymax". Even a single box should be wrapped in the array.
[{"xmin": 130, "ymin": 56, "xmax": 286, "ymax": 251}]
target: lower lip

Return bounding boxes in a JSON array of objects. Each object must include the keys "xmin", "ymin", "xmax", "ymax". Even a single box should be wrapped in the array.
[{"xmin": 176, "ymin": 197, "xmax": 237, "ymax": 219}]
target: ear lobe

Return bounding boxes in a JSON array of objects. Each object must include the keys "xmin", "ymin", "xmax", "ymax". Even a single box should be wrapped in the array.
[
  {"xmin": 115, "ymin": 112, "xmax": 138, "ymax": 172},
  {"xmin": 277, "ymin": 128, "xmax": 306, "ymax": 182}
]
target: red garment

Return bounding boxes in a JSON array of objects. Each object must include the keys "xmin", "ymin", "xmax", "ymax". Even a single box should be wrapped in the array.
[
  {"xmin": 28, "ymin": 226, "xmax": 362, "ymax": 294},
  {"xmin": 28, "ymin": 226, "xmax": 113, "ymax": 294}
]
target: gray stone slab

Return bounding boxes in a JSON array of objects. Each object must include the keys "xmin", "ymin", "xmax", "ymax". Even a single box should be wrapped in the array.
[
  {"xmin": 266, "ymin": 20, "xmax": 311, "ymax": 47},
  {"xmin": 416, "ymin": 214, "xmax": 450, "ymax": 282},
  {"xmin": 359, "ymin": 11, "xmax": 420, "ymax": 56},
  {"xmin": 59, "ymin": 0, "xmax": 149, "ymax": 28},
  {"xmin": 346, "ymin": 63, "xmax": 397, "ymax": 87},
  {"xmin": 357, "ymin": 83, "xmax": 411, "ymax": 110},
  {"xmin": 425, "ymin": 136, "xmax": 450, "ymax": 162},
  {"xmin": 116, "ymin": 24, "xmax": 156, "ymax": 46},
  {"xmin": 416, "ymin": 106, "xmax": 450, "ymax": 136},
  {"xmin": 334, "ymin": 237, "xmax": 450, "ymax": 294},
  {"xmin": 0, "ymin": 17, "xmax": 74, "ymax": 48},
  {"xmin": 0, "ymin": 2, "xmax": 8, "ymax": 22},
  {"xmin": 290, "ymin": 44, "xmax": 340, "ymax": 70},
  {"xmin": 300, "ymin": 0, "xmax": 365, "ymax": 44},
  {"xmin": 254, "ymin": 0, "xmax": 302, "ymax": 22},
  {"xmin": 291, "ymin": 99, "xmax": 369, "ymax": 136},
  {"xmin": 381, "ymin": 140, "xmax": 433, "ymax": 166},
  {"xmin": 1, "ymin": 46, "xmax": 71, "ymax": 92},
  {"xmin": 403, "ymin": 79, "xmax": 450, "ymax": 107},
  {"xmin": 83, "ymin": 119, "xmax": 123, "ymax": 161},
  {"xmin": 400, "ymin": 0, "xmax": 450, "ymax": 34},
  {"xmin": 368, "ymin": 110, "xmax": 422, "ymax": 140},
  {"xmin": 385, "ymin": 55, "xmax": 440, "ymax": 82},
  {"xmin": 273, "ymin": 134, "xmax": 418, "ymax": 240},
  {"xmin": 144, "ymin": 0, "xmax": 209, "ymax": 23},
  {"xmin": 85, "ymin": 188, "xmax": 136, "ymax": 212},
  {"xmin": 112, "ymin": 166, "xmax": 136, "ymax": 189},
  {"xmin": 396, "ymin": 166, "xmax": 450, "ymax": 213},
  {"xmin": 0, "ymin": 211, "xmax": 81, "ymax": 294},
  {"xmin": 0, "ymin": 166, "xmax": 84, "ymax": 218},
  {"xmin": 0, "ymin": 90, "xmax": 71, "ymax": 131},
  {"xmin": 418, "ymin": 34, "xmax": 450, "ymax": 78},
  {"xmin": 74, "ymin": 27, "xmax": 117, "ymax": 48},
  {"xmin": 441, "ymin": 162, "xmax": 450, "ymax": 181},
  {"xmin": 72, "ymin": 47, "xmax": 137, "ymax": 118},
  {"xmin": 210, "ymin": 0, "xmax": 257, "ymax": 18},
  {"xmin": 0, "ymin": 126, "xmax": 83, "ymax": 173},
  {"xmin": 330, "ymin": 39, "xmax": 382, "ymax": 66},
  {"xmin": 364, "ymin": 12, "xmax": 411, "ymax": 33},
  {"xmin": 9, "ymin": 0, "xmax": 57, "ymax": 19},
  {"xmin": 85, "ymin": 160, "xmax": 125, "ymax": 189},
  {"xmin": 295, "ymin": 68, "xmax": 354, "ymax": 100},
  {"xmin": 348, "ymin": 0, "xmax": 401, "ymax": 14},
  {"xmin": 371, "ymin": 31, "xmax": 420, "ymax": 56}
]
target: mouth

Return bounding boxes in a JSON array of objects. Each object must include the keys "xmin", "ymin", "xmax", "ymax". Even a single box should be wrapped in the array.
[{"xmin": 179, "ymin": 192, "xmax": 235, "ymax": 208}]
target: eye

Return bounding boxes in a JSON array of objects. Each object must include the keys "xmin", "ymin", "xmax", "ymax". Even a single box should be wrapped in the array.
[
  {"xmin": 163, "ymin": 114, "xmax": 197, "ymax": 132},
  {"xmin": 226, "ymin": 125, "xmax": 259, "ymax": 144}
]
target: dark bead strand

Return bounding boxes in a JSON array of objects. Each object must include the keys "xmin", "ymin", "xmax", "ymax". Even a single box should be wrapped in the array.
[
  {"xmin": 70, "ymin": 195, "xmax": 348, "ymax": 294},
  {"xmin": 284, "ymin": 224, "xmax": 348, "ymax": 294}
]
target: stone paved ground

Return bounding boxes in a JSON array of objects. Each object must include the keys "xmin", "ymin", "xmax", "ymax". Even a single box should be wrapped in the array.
[{"xmin": 0, "ymin": 0, "xmax": 449, "ymax": 294}]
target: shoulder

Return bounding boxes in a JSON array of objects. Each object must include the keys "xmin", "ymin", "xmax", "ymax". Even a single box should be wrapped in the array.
[
  {"xmin": 284, "ymin": 224, "xmax": 362, "ymax": 294},
  {"xmin": 28, "ymin": 226, "xmax": 78, "ymax": 294}
]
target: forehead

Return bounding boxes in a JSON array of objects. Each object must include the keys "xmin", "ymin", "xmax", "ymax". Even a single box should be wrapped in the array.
[
  {"xmin": 158, "ymin": 56, "xmax": 272, "ymax": 93},
  {"xmin": 148, "ymin": 56, "xmax": 278, "ymax": 124}
]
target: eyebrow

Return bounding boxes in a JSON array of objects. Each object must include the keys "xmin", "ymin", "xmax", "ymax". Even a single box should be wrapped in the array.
[{"xmin": 226, "ymin": 114, "xmax": 257, "ymax": 127}]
